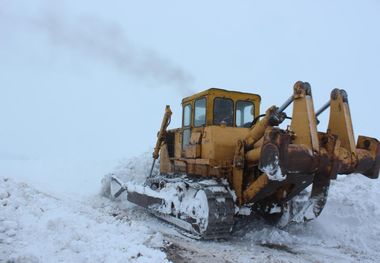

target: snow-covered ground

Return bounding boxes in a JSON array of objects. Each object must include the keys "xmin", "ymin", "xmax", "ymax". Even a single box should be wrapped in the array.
[
  {"xmin": 0, "ymin": 177, "xmax": 168, "ymax": 262},
  {"xmin": 1, "ymin": 154, "xmax": 380, "ymax": 262}
]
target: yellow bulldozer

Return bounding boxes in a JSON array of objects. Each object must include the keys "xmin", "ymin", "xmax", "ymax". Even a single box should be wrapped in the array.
[{"xmin": 108, "ymin": 81, "xmax": 379, "ymax": 239}]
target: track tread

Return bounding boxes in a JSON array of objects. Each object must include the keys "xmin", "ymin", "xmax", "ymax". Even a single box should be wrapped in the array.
[{"xmin": 146, "ymin": 176, "xmax": 235, "ymax": 239}]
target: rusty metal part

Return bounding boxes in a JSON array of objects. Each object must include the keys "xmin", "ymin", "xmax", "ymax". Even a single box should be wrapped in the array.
[
  {"xmin": 259, "ymin": 128, "xmax": 291, "ymax": 175},
  {"xmin": 127, "ymin": 191, "xmax": 163, "ymax": 208},
  {"xmin": 243, "ymin": 127, "xmax": 318, "ymax": 204},
  {"xmin": 309, "ymin": 134, "xmax": 340, "ymax": 217},
  {"xmin": 356, "ymin": 136, "xmax": 380, "ymax": 179},
  {"xmin": 335, "ymin": 136, "xmax": 380, "ymax": 178},
  {"xmin": 259, "ymin": 126, "xmax": 317, "ymax": 177}
]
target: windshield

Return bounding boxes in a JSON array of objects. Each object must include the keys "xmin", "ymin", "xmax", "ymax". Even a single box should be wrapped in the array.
[{"xmin": 213, "ymin": 98, "xmax": 233, "ymax": 126}]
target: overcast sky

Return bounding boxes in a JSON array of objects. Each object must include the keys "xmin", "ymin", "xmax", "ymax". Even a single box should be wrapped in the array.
[{"xmin": 1, "ymin": 0, "xmax": 379, "ymax": 161}]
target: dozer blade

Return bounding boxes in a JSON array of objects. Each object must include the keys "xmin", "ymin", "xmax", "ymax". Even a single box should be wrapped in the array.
[
  {"xmin": 109, "ymin": 175, "xmax": 235, "ymax": 239},
  {"xmin": 110, "ymin": 176, "xmax": 163, "ymax": 208},
  {"xmin": 110, "ymin": 176, "xmax": 128, "ymax": 199}
]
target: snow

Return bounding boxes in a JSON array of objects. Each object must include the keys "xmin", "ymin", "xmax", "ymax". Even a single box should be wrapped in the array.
[
  {"xmin": 261, "ymin": 156, "xmax": 287, "ymax": 181},
  {"xmin": 239, "ymin": 174, "xmax": 380, "ymax": 262},
  {"xmin": 1, "ymin": 154, "xmax": 380, "ymax": 262},
  {"xmin": 0, "ymin": 176, "xmax": 169, "ymax": 263}
]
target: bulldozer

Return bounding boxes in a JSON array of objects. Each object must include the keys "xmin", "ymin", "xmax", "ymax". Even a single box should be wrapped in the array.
[{"xmin": 107, "ymin": 81, "xmax": 379, "ymax": 239}]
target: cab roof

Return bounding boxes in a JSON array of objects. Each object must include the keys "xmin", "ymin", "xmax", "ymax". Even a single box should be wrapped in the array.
[{"xmin": 181, "ymin": 88, "xmax": 261, "ymax": 105}]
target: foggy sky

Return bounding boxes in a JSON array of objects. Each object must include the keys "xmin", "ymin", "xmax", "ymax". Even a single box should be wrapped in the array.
[{"xmin": 0, "ymin": 0, "xmax": 379, "ymax": 161}]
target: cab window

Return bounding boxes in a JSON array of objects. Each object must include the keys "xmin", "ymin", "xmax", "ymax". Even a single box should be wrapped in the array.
[
  {"xmin": 182, "ymin": 104, "xmax": 192, "ymax": 149},
  {"xmin": 213, "ymin": 98, "xmax": 233, "ymax": 126},
  {"xmin": 183, "ymin": 104, "xmax": 191, "ymax": 127},
  {"xmin": 194, "ymin": 97, "xmax": 206, "ymax": 127},
  {"xmin": 236, "ymin": 100, "xmax": 254, "ymax": 128}
]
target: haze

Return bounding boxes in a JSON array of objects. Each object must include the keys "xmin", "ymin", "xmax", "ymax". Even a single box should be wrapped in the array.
[{"xmin": 1, "ymin": 0, "xmax": 379, "ymax": 162}]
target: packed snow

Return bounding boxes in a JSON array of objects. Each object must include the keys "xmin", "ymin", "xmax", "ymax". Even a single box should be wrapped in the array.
[
  {"xmin": 0, "ymin": 177, "xmax": 169, "ymax": 262},
  {"xmin": 1, "ymin": 153, "xmax": 380, "ymax": 262}
]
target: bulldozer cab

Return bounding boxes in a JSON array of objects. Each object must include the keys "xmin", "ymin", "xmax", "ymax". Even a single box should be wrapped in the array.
[
  {"xmin": 182, "ymin": 88, "xmax": 261, "ymax": 128},
  {"xmin": 181, "ymin": 88, "xmax": 261, "ymax": 149}
]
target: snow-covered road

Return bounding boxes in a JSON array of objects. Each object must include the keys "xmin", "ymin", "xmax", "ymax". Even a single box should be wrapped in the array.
[{"xmin": 1, "ymin": 155, "xmax": 380, "ymax": 263}]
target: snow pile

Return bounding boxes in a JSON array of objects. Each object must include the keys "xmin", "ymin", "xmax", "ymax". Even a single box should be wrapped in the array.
[
  {"xmin": 0, "ymin": 177, "xmax": 169, "ymax": 263},
  {"xmin": 100, "ymin": 152, "xmax": 158, "ymax": 198},
  {"xmin": 243, "ymin": 175, "xmax": 380, "ymax": 261},
  {"xmin": 106, "ymin": 152, "xmax": 160, "ymax": 185}
]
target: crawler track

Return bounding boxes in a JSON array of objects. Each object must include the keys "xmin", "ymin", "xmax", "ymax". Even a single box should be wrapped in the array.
[{"xmin": 131, "ymin": 176, "xmax": 236, "ymax": 239}]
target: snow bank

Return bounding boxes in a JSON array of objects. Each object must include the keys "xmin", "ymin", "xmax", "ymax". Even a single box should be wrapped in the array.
[
  {"xmin": 0, "ymin": 177, "xmax": 169, "ymax": 263},
  {"xmin": 103, "ymin": 152, "xmax": 159, "ymax": 186},
  {"xmin": 101, "ymin": 152, "xmax": 159, "ymax": 198},
  {"xmin": 242, "ymin": 175, "xmax": 380, "ymax": 262}
]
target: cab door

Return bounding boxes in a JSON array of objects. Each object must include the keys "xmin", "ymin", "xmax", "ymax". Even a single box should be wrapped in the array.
[{"xmin": 182, "ymin": 104, "xmax": 192, "ymax": 152}]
